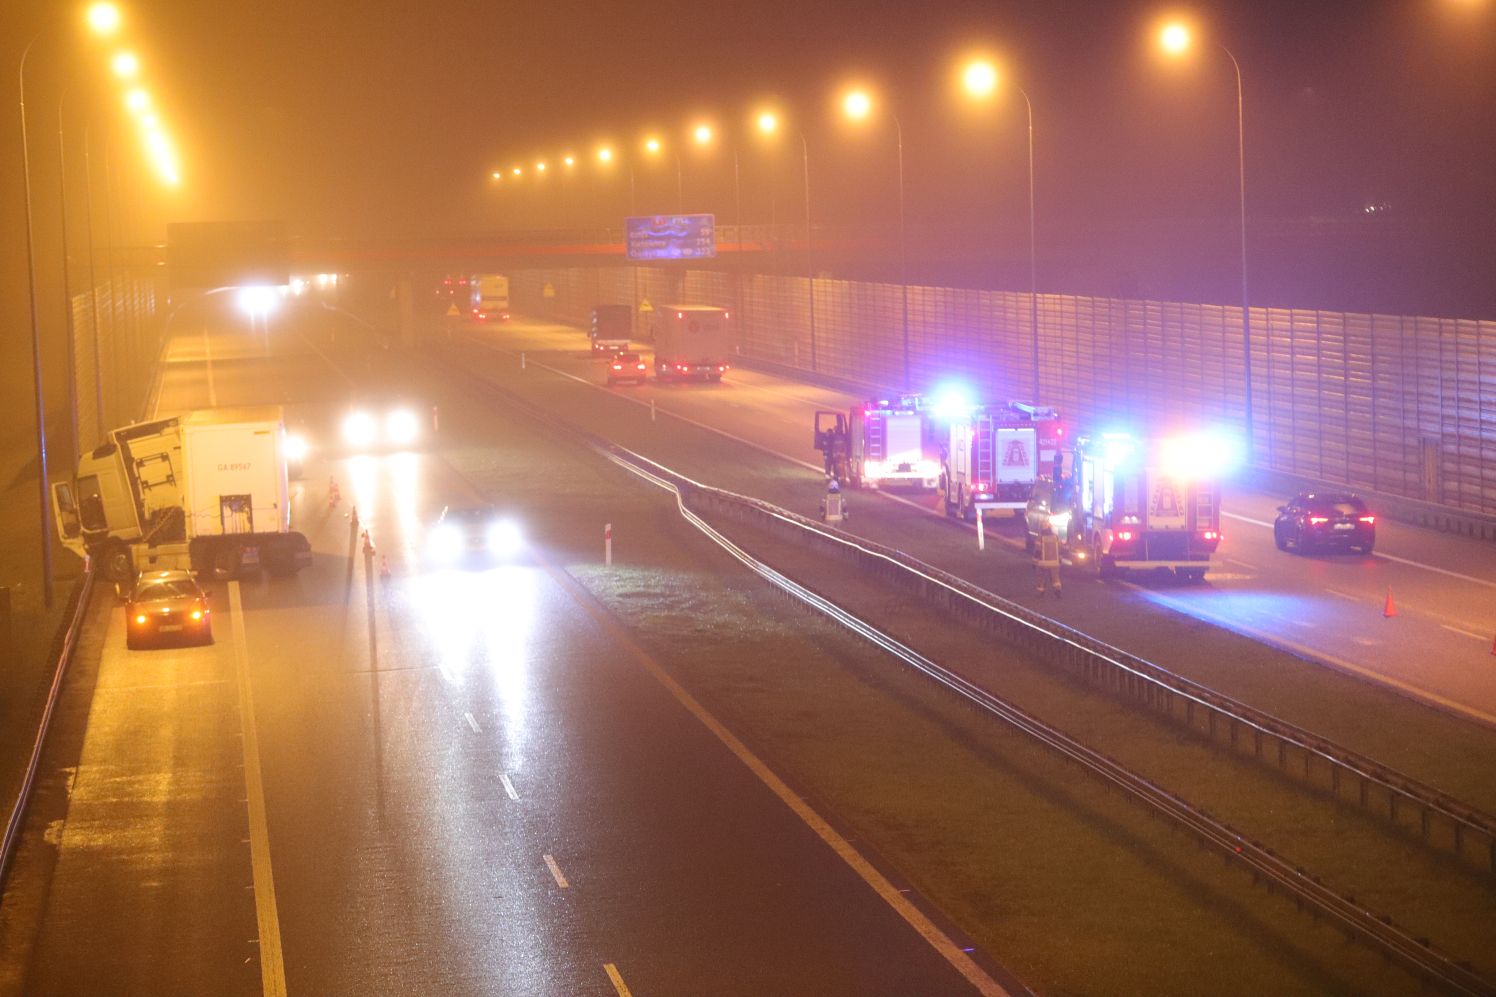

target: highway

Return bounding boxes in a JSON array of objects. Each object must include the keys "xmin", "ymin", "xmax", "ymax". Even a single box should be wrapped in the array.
[
  {"xmin": 470, "ymin": 316, "xmax": 1496, "ymax": 727},
  {"xmin": 0, "ymin": 295, "xmax": 1009, "ymax": 997}
]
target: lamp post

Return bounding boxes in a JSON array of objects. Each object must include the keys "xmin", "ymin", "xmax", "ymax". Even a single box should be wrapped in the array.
[
  {"xmin": 756, "ymin": 110, "xmax": 818, "ymax": 371},
  {"xmin": 17, "ymin": 3, "xmax": 122, "ymax": 607},
  {"xmin": 843, "ymin": 88, "xmax": 908, "ymax": 389},
  {"xmin": 643, "ymin": 135, "xmax": 682, "ymax": 213},
  {"xmin": 1159, "ymin": 21, "xmax": 1253, "ymax": 459},
  {"xmin": 961, "ymin": 58, "xmax": 1040, "ymax": 401}
]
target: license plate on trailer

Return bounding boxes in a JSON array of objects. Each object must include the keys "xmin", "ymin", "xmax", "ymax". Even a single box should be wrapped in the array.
[
  {"xmin": 1334, "ymin": 523, "xmax": 1354, "ymax": 530},
  {"xmin": 159, "ymin": 624, "xmax": 183, "ymax": 632},
  {"xmin": 241, "ymin": 546, "xmax": 261, "ymax": 565}
]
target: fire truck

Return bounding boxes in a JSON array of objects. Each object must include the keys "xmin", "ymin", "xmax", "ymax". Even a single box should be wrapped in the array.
[
  {"xmin": 939, "ymin": 402, "xmax": 1063, "ymax": 521},
  {"xmin": 812, "ymin": 395, "xmax": 940, "ymax": 489},
  {"xmin": 1025, "ymin": 431, "xmax": 1223, "ymax": 582}
]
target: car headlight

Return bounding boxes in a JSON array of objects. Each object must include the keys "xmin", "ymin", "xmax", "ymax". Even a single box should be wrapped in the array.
[
  {"xmin": 428, "ymin": 524, "xmax": 462, "ymax": 562},
  {"xmin": 486, "ymin": 520, "xmax": 523, "ymax": 556},
  {"xmin": 385, "ymin": 408, "xmax": 420, "ymax": 447},
  {"xmin": 918, "ymin": 460, "xmax": 940, "ymax": 477},
  {"xmin": 342, "ymin": 410, "xmax": 377, "ymax": 448},
  {"xmin": 1048, "ymin": 511, "xmax": 1071, "ymax": 529},
  {"xmin": 285, "ymin": 433, "xmax": 309, "ymax": 462},
  {"xmin": 863, "ymin": 460, "xmax": 883, "ymax": 478}
]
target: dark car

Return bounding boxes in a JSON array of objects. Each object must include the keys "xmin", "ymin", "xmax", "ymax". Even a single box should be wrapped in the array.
[
  {"xmin": 1273, "ymin": 491, "xmax": 1376, "ymax": 555},
  {"xmin": 426, "ymin": 504, "xmax": 524, "ymax": 567},
  {"xmin": 125, "ymin": 570, "xmax": 213, "ymax": 650},
  {"xmin": 606, "ymin": 352, "xmax": 649, "ymax": 386}
]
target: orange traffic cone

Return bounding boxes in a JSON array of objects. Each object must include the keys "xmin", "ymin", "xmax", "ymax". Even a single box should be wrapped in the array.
[
  {"xmin": 379, "ymin": 554, "xmax": 391, "ymax": 579},
  {"xmin": 1383, "ymin": 587, "xmax": 1397, "ymax": 618},
  {"xmin": 1489, "ymin": 633, "xmax": 1496, "ymax": 657},
  {"xmin": 361, "ymin": 529, "xmax": 374, "ymax": 556}
]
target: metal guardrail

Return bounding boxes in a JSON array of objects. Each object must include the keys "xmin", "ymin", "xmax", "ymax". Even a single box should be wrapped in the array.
[
  {"xmin": 431, "ymin": 344, "xmax": 1496, "ymax": 993},
  {"xmin": 596, "ymin": 443, "xmax": 1495, "ymax": 997},
  {"xmin": 0, "ymin": 566, "xmax": 93, "ymax": 888}
]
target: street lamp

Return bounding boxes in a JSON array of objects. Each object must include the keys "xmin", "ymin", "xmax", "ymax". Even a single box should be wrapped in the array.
[
  {"xmin": 754, "ymin": 107, "xmax": 818, "ymax": 370},
  {"xmin": 110, "ymin": 50, "xmax": 138, "ymax": 78},
  {"xmin": 18, "ymin": 1, "xmax": 123, "ymax": 607},
  {"xmin": 960, "ymin": 56, "xmax": 1041, "ymax": 402},
  {"xmin": 841, "ymin": 86, "xmax": 909, "ymax": 389},
  {"xmin": 1157, "ymin": 20, "xmax": 1254, "ymax": 459},
  {"xmin": 692, "ymin": 119, "xmax": 742, "ymax": 253}
]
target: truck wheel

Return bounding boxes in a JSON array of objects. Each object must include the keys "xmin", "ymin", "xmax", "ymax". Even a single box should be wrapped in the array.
[
  {"xmin": 960, "ymin": 488, "xmax": 976, "ymax": 523},
  {"xmin": 211, "ymin": 543, "xmax": 243, "ymax": 581},
  {"xmin": 264, "ymin": 540, "xmax": 297, "ymax": 578},
  {"xmin": 101, "ymin": 542, "xmax": 134, "ymax": 584}
]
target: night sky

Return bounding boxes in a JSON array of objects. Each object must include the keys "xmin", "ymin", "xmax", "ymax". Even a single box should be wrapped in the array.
[{"xmin": 3, "ymin": 1, "xmax": 1495, "ymax": 313}]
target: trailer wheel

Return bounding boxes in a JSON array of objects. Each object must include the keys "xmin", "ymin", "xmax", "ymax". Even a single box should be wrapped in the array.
[
  {"xmin": 101, "ymin": 542, "xmax": 134, "ymax": 584},
  {"xmin": 264, "ymin": 540, "xmax": 297, "ymax": 578},
  {"xmin": 211, "ymin": 543, "xmax": 243, "ymax": 581}
]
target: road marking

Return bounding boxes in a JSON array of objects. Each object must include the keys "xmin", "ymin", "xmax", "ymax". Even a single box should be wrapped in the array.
[
  {"xmin": 203, "ymin": 326, "xmax": 219, "ymax": 407},
  {"xmin": 1441, "ymin": 624, "xmax": 1488, "ymax": 641},
  {"xmin": 1141, "ymin": 588, "xmax": 1496, "ymax": 727},
  {"xmin": 463, "ymin": 711, "xmax": 481, "ymax": 733},
  {"xmin": 229, "ymin": 582, "xmax": 288, "ymax": 997},
  {"xmin": 542, "ymin": 853, "xmax": 569, "ymax": 888},
  {"xmin": 603, "ymin": 963, "xmax": 634, "ymax": 997},
  {"xmin": 472, "ymin": 337, "xmax": 1020, "ymax": 546},
  {"xmin": 544, "ymin": 562, "xmax": 1013, "ymax": 997},
  {"xmin": 500, "ymin": 772, "xmax": 519, "ymax": 800},
  {"xmin": 1326, "ymin": 589, "xmax": 1359, "ymax": 602},
  {"xmin": 1223, "ymin": 557, "xmax": 1257, "ymax": 571}
]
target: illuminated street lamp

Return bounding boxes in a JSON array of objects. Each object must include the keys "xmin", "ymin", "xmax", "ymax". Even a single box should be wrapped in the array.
[
  {"xmin": 511, "ymin": 166, "xmax": 522, "ymax": 176},
  {"xmin": 111, "ymin": 50, "xmax": 139, "ymax": 78},
  {"xmin": 690, "ymin": 120, "xmax": 741, "ymax": 252},
  {"xmin": 754, "ymin": 106, "xmax": 819, "ymax": 371},
  {"xmin": 563, "ymin": 155, "xmax": 575, "ymax": 168},
  {"xmin": 960, "ymin": 56, "xmax": 1040, "ymax": 401},
  {"xmin": 1157, "ymin": 20, "xmax": 1255, "ymax": 457},
  {"xmin": 17, "ymin": 1, "xmax": 124, "ymax": 607},
  {"xmin": 535, "ymin": 160, "xmax": 547, "ymax": 173},
  {"xmin": 841, "ymin": 86, "xmax": 910, "ymax": 389},
  {"xmin": 124, "ymin": 87, "xmax": 150, "ymax": 114},
  {"xmin": 491, "ymin": 170, "xmax": 502, "ymax": 180},
  {"xmin": 597, "ymin": 143, "xmax": 635, "ymax": 215}
]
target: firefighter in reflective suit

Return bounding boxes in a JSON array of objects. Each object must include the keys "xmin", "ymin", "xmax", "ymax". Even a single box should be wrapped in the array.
[{"xmin": 1034, "ymin": 519, "xmax": 1062, "ymax": 597}]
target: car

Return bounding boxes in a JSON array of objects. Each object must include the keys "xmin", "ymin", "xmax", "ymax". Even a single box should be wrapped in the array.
[
  {"xmin": 125, "ymin": 570, "xmax": 213, "ymax": 650},
  {"xmin": 425, "ymin": 504, "xmax": 524, "ymax": 567},
  {"xmin": 606, "ymin": 352, "xmax": 649, "ymax": 386},
  {"xmin": 340, "ymin": 401, "xmax": 430, "ymax": 453},
  {"xmin": 1273, "ymin": 491, "xmax": 1376, "ymax": 555}
]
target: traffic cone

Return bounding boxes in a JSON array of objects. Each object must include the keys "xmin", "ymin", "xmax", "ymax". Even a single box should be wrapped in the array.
[
  {"xmin": 361, "ymin": 529, "xmax": 374, "ymax": 556},
  {"xmin": 1383, "ymin": 587, "xmax": 1397, "ymax": 618},
  {"xmin": 379, "ymin": 554, "xmax": 391, "ymax": 579},
  {"xmin": 1489, "ymin": 633, "xmax": 1496, "ymax": 657}
]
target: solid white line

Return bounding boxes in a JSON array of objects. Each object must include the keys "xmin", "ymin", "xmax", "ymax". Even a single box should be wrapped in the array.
[
  {"xmin": 229, "ymin": 582, "xmax": 288, "ymax": 997},
  {"xmin": 463, "ymin": 711, "xmax": 481, "ymax": 733},
  {"xmin": 546, "ymin": 563, "xmax": 1013, "ymax": 996},
  {"xmin": 500, "ymin": 773, "xmax": 519, "ymax": 800},
  {"xmin": 1441, "ymin": 624, "xmax": 1488, "ymax": 641},
  {"xmin": 1326, "ymin": 589, "xmax": 1360, "ymax": 602},
  {"xmin": 1223, "ymin": 557, "xmax": 1257, "ymax": 571},
  {"xmin": 542, "ymin": 853, "xmax": 569, "ymax": 889},
  {"xmin": 603, "ymin": 963, "xmax": 633, "ymax": 997},
  {"xmin": 1141, "ymin": 588, "xmax": 1496, "ymax": 727}
]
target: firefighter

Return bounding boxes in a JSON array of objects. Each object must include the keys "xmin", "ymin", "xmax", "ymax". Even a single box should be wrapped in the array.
[{"xmin": 1034, "ymin": 518, "xmax": 1062, "ymax": 597}]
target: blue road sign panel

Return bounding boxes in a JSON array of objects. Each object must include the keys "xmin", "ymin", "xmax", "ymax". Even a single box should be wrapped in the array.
[{"xmin": 626, "ymin": 214, "xmax": 717, "ymax": 261}]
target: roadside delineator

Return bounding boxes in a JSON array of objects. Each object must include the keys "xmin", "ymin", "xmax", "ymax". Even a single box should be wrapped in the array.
[
  {"xmin": 328, "ymin": 476, "xmax": 341, "ymax": 508},
  {"xmin": 361, "ymin": 529, "xmax": 375, "ymax": 557},
  {"xmin": 1383, "ymin": 586, "xmax": 1397, "ymax": 618},
  {"xmin": 379, "ymin": 554, "xmax": 391, "ymax": 579},
  {"xmin": 604, "ymin": 522, "xmax": 613, "ymax": 566}
]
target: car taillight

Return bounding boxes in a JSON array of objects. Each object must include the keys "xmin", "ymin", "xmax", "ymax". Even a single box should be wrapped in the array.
[
  {"xmin": 718, "ymin": 365, "xmax": 727, "ymax": 371},
  {"xmin": 1308, "ymin": 515, "xmax": 1329, "ymax": 525},
  {"xmin": 972, "ymin": 481, "xmax": 989, "ymax": 492},
  {"xmin": 191, "ymin": 609, "xmax": 203, "ymax": 620},
  {"xmin": 1116, "ymin": 530, "xmax": 1135, "ymax": 542},
  {"xmin": 1358, "ymin": 515, "xmax": 1375, "ymax": 525},
  {"xmin": 134, "ymin": 614, "xmax": 147, "ymax": 624},
  {"xmin": 1201, "ymin": 530, "xmax": 1220, "ymax": 541},
  {"xmin": 636, "ymin": 363, "xmax": 646, "ymax": 370}
]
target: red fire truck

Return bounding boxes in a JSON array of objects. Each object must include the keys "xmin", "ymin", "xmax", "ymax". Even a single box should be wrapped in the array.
[
  {"xmin": 939, "ymin": 402, "xmax": 1063, "ymax": 521},
  {"xmin": 1025, "ymin": 431, "xmax": 1224, "ymax": 582},
  {"xmin": 813, "ymin": 395, "xmax": 941, "ymax": 490}
]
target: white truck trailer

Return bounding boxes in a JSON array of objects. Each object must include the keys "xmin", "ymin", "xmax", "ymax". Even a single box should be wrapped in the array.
[
  {"xmin": 51, "ymin": 407, "xmax": 313, "ymax": 581},
  {"xmin": 651, "ymin": 305, "xmax": 732, "ymax": 381}
]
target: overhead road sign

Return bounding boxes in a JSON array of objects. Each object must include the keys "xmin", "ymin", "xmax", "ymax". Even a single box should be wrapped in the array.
[{"xmin": 626, "ymin": 214, "xmax": 716, "ymax": 261}]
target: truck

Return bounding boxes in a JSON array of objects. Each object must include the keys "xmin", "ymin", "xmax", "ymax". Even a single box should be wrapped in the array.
[
  {"xmin": 469, "ymin": 273, "xmax": 510, "ymax": 321},
  {"xmin": 50, "ymin": 407, "xmax": 314, "ymax": 583},
  {"xmin": 940, "ymin": 401, "xmax": 1063, "ymax": 521},
  {"xmin": 590, "ymin": 304, "xmax": 633, "ymax": 355},
  {"xmin": 1024, "ymin": 431, "xmax": 1222, "ymax": 582},
  {"xmin": 812, "ymin": 394, "xmax": 941, "ymax": 490},
  {"xmin": 650, "ymin": 305, "xmax": 731, "ymax": 381}
]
